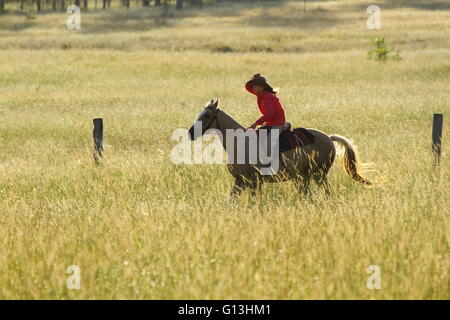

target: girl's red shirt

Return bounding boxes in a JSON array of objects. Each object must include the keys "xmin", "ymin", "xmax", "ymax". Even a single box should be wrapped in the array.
[{"xmin": 245, "ymin": 83, "xmax": 286, "ymax": 127}]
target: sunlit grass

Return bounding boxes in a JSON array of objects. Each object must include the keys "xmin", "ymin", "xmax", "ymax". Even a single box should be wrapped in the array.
[{"xmin": 0, "ymin": 0, "xmax": 448, "ymax": 299}]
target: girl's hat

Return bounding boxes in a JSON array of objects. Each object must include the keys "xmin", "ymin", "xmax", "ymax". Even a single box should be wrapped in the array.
[{"xmin": 246, "ymin": 73, "xmax": 274, "ymax": 92}]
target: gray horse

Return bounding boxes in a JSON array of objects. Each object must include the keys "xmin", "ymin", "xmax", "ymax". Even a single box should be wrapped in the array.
[{"xmin": 188, "ymin": 99, "xmax": 371, "ymax": 198}]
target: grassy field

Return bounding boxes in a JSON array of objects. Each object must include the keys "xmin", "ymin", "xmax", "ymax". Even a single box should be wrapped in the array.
[{"xmin": 0, "ymin": 0, "xmax": 449, "ymax": 299}]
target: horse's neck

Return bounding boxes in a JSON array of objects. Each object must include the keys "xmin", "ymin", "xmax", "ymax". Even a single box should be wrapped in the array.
[
  {"xmin": 217, "ymin": 110, "xmax": 244, "ymax": 132},
  {"xmin": 216, "ymin": 110, "xmax": 244, "ymax": 153}
]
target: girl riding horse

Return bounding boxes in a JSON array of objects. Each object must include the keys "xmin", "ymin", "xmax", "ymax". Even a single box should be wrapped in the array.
[{"xmin": 245, "ymin": 73, "xmax": 286, "ymax": 133}]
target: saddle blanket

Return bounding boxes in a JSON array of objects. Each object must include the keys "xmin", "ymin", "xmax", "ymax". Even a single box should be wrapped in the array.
[
  {"xmin": 279, "ymin": 127, "xmax": 315, "ymax": 153},
  {"xmin": 257, "ymin": 126, "xmax": 315, "ymax": 153}
]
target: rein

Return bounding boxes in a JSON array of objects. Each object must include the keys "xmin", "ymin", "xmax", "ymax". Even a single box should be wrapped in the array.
[{"xmin": 202, "ymin": 106, "xmax": 221, "ymax": 135}]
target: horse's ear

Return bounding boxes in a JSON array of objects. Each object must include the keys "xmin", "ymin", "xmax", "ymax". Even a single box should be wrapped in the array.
[
  {"xmin": 206, "ymin": 99, "xmax": 215, "ymax": 108},
  {"xmin": 212, "ymin": 98, "xmax": 219, "ymax": 109}
]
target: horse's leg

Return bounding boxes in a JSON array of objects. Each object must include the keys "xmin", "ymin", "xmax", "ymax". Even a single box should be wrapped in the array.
[
  {"xmin": 313, "ymin": 173, "xmax": 332, "ymax": 196},
  {"xmin": 294, "ymin": 174, "xmax": 310, "ymax": 198},
  {"xmin": 302, "ymin": 175, "xmax": 311, "ymax": 197},
  {"xmin": 249, "ymin": 177, "xmax": 262, "ymax": 198},
  {"xmin": 230, "ymin": 177, "xmax": 246, "ymax": 199},
  {"xmin": 230, "ymin": 183, "xmax": 243, "ymax": 199},
  {"xmin": 322, "ymin": 177, "xmax": 332, "ymax": 196},
  {"xmin": 312, "ymin": 147, "xmax": 334, "ymax": 197}
]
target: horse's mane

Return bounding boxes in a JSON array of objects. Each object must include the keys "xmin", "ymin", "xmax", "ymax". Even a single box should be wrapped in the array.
[{"xmin": 217, "ymin": 109, "xmax": 245, "ymax": 130}]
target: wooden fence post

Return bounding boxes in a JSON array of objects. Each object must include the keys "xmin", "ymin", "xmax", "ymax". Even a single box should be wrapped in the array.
[
  {"xmin": 93, "ymin": 118, "xmax": 104, "ymax": 164},
  {"xmin": 432, "ymin": 113, "xmax": 443, "ymax": 165}
]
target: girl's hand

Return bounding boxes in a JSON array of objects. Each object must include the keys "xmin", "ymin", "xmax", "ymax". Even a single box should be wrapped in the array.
[{"xmin": 247, "ymin": 123, "xmax": 257, "ymax": 130}]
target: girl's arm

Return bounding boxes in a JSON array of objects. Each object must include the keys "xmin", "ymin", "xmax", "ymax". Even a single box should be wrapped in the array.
[{"xmin": 254, "ymin": 96, "xmax": 277, "ymax": 126}]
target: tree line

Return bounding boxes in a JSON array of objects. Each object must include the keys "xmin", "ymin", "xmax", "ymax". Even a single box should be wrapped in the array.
[
  {"xmin": 0, "ymin": 0, "xmax": 187, "ymax": 12},
  {"xmin": 0, "ymin": 0, "xmax": 275, "ymax": 13}
]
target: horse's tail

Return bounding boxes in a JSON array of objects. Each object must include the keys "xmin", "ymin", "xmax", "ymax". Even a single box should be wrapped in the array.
[{"xmin": 330, "ymin": 134, "xmax": 372, "ymax": 185}]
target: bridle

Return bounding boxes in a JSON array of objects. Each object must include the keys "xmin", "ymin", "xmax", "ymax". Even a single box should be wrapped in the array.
[{"xmin": 201, "ymin": 106, "xmax": 220, "ymax": 135}]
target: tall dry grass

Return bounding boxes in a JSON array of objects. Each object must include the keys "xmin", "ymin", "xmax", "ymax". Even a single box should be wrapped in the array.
[{"xmin": 0, "ymin": 0, "xmax": 448, "ymax": 299}]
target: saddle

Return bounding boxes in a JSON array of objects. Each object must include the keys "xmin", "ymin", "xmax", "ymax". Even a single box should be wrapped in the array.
[
  {"xmin": 257, "ymin": 123, "xmax": 315, "ymax": 154},
  {"xmin": 279, "ymin": 126, "xmax": 315, "ymax": 153}
]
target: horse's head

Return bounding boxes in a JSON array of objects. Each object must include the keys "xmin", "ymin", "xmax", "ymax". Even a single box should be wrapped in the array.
[{"xmin": 188, "ymin": 98, "xmax": 220, "ymax": 140}]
